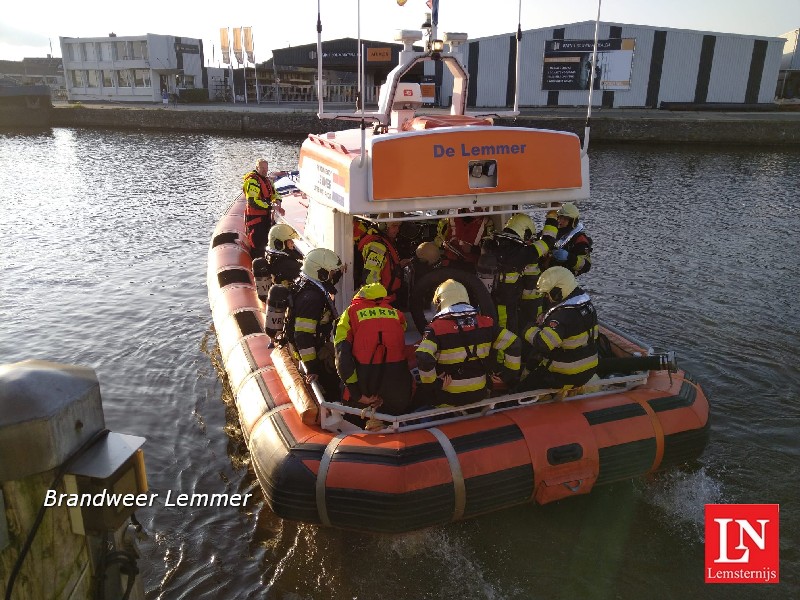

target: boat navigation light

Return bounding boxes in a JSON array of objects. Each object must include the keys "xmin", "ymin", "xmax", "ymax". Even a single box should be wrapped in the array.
[{"xmin": 431, "ymin": 39, "xmax": 445, "ymax": 53}]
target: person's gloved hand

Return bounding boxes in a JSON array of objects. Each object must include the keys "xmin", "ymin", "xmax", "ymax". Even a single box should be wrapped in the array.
[{"xmin": 552, "ymin": 248, "xmax": 569, "ymax": 262}]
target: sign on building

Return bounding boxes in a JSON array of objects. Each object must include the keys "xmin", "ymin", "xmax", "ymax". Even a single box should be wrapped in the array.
[{"xmin": 542, "ymin": 39, "xmax": 635, "ymax": 91}]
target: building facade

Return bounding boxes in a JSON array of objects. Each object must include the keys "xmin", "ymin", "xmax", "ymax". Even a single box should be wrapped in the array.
[
  {"xmin": 431, "ymin": 21, "xmax": 785, "ymax": 108},
  {"xmin": 60, "ymin": 34, "xmax": 206, "ymax": 103},
  {"xmin": 778, "ymin": 28, "xmax": 799, "ymax": 98}
]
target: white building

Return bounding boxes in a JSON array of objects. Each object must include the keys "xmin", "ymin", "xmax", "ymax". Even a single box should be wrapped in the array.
[
  {"xmin": 432, "ymin": 21, "xmax": 786, "ymax": 108},
  {"xmin": 60, "ymin": 34, "xmax": 205, "ymax": 103}
]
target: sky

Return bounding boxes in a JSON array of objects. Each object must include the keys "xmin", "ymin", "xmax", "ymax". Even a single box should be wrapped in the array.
[{"xmin": 1, "ymin": 0, "xmax": 798, "ymax": 64}]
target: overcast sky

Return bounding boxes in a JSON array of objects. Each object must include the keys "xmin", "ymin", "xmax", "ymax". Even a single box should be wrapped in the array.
[{"xmin": 2, "ymin": 0, "xmax": 798, "ymax": 64}]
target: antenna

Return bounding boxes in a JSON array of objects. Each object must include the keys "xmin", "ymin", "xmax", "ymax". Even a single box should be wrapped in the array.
[{"xmin": 582, "ymin": 0, "xmax": 602, "ymax": 155}]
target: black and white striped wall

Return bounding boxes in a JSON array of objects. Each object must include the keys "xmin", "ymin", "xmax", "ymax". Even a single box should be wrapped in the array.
[{"xmin": 435, "ymin": 21, "xmax": 784, "ymax": 108}]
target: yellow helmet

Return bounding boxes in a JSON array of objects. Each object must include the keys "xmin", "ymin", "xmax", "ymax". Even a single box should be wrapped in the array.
[
  {"xmin": 301, "ymin": 248, "xmax": 342, "ymax": 284},
  {"xmin": 433, "ymin": 279, "xmax": 470, "ymax": 311},
  {"xmin": 267, "ymin": 223, "xmax": 299, "ymax": 251},
  {"xmin": 536, "ymin": 266, "xmax": 577, "ymax": 301},
  {"xmin": 416, "ymin": 241, "xmax": 441, "ymax": 265},
  {"xmin": 557, "ymin": 202, "xmax": 580, "ymax": 220},
  {"xmin": 356, "ymin": 282, "xmax": 388, "ymax": 299},
  {"xmin": 502, "ymin": 213, "xmax": 536, "ymax": 241}
]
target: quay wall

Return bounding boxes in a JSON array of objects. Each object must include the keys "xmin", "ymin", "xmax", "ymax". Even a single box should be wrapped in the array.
[{"xmin": 22, "ymin": 104, "xmax": 800, "ymax": 145}]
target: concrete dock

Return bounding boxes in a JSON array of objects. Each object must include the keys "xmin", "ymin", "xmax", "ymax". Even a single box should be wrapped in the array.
[{"xmin": 20, "ymin": 100, "xmax": 800, "ymax": 144}]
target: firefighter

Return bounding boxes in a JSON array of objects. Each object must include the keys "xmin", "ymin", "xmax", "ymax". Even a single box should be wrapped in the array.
[
  {"xmin": 334, "ymin": 282, "xmax": 412, "ymax": 416},
  {"xmin": 253, "ymin": 223, "xmax": 302, "ymax": 302},
  {"xmin": 517, "ymin": 266, "xmax": 599, "ymax": 393},
  {"xmin": 519, "ymin": 209, "xmax": 559, "ymax": 332},
  {"xmin": 358, "ymin": 214, "xmax": 410, "ymax": 305},
  {"xmin": 435, "ymin": 207, "xmax": 494, "ymax": 270},
  {"xmin": 487, "ymin": 212, "xmax": 556, "ymax": 336},
  {"xmin": 284, "ymin": 248, "xmax": 343, "ymax": 401},
  {"xmin": 551, "ymin": 202, "xmax": 592, "ymax": 276},
  {"xmin": 415, "ymin": 279, "xmax": 521, "ymax": 407},
  {"xmin": 243, "ymin": 159, "xmax": 283, "ymax": 259}
]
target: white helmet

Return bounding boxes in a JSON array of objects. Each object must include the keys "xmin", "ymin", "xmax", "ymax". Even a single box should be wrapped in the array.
[
  {"xmin": 268, "ymin": 223, "xmax": 299, "ymax": 251},
  {"xmin": 301, "ymin": 248, "xmax": 342, "ymax": 284},
  {"xmin": 536, "ymin": 266, "xmax": 578, "ymax": 301},
  {"xmin": 433, "ymin": 279, "xmax": 470, "ymax": 311}
]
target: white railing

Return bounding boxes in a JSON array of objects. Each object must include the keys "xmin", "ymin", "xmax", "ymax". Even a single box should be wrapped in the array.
[{"xmin": 318, "ymin": 371, "xmax": 650, "ymax": 434}]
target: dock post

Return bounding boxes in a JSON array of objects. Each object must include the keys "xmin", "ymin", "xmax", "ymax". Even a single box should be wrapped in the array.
[{"xmin": 0, "ymin": 360, "xmax": 146, "ymax": 600}]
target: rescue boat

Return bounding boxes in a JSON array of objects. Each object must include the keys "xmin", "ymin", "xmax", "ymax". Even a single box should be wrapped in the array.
[{"xmin": 207, "ymin": 7, "xmax": 710, "ymax": 533}]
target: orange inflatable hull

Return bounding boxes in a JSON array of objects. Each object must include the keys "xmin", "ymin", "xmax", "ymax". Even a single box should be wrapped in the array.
[{"xmin": 208, "ymin": 196, "xmax": 710, "ymax": 533}]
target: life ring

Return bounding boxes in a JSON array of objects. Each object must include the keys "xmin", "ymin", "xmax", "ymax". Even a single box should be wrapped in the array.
[{"xmin": 409, "ymin": 267, "xmax": 497, "ymax": 334}]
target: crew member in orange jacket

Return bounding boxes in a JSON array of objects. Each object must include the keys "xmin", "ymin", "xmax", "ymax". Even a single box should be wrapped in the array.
[
  {"xmin": 334, "ymin": 282, "xmax": 412, "ymax": 415},
  {"xmin": 243, "ymin": 158, "xmax": 282, "ymax": 259}
]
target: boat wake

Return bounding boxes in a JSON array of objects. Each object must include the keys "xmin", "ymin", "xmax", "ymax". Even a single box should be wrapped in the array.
[{"xmin": 641, "ymin": 466, "xmax": 724, "ymax": 543}]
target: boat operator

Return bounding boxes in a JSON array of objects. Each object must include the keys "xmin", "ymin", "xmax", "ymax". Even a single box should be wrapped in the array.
[
  {"xmin": 358, "ymin": 214, "xmax": 411, "ymax": 307},
  {"xmin": 242, "ymin": 158, "xmax": 283, "ymax": 259}
]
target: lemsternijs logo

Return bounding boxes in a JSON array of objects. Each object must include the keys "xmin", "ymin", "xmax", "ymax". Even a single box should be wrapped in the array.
[{"xmin": 705, "ymin": 504, "xmax": 779, "ymax": 584}]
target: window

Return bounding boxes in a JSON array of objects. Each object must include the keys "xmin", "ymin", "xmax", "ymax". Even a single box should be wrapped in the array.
[
  {"xmin": 102, "ymin": 70, "xmax": 114, "ymax": 87},
  {"xmin": 70, "ymin": 43, "xmax": 84, "ymax": 61},
  {"xmin": 118, "ymin": 70, "xmax": 132, "ymax": 87},
  {"xmin": 69, "ymin": 70, "xmax": 84, "ymax": 87},
  {"xmin": 101, "ymin": 42, "xmax": 114, "ymax": 61},
  {"xmin": 183, "ymin": 75, "xmax": 195, "ymax": 88},
  {"xmin": 86, "ymin": 70, "xmax": 99, "ymax": 87},
  {"xmin": 133, "ymin": 69, "xmax": 150, "ymax": 87},
  {"xmin": 84, "ymin": 42, "xmax": 96, "ymax": 61},
  {"xmin": 140, "ymin": 41, "xmax": 148, "ymax": 60},
  {"xmin": 116, "ymin": 41, "xmax": 128, "ymax": 60}
]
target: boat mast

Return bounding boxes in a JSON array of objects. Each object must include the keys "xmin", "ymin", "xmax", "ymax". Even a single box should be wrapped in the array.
[
  {"xmin": 513, "ymin": 0, "xmax": 522, "ymax": 114},
  {"xmin": 582, "ymin": 0, "xmax": 602, "ymax": 155}
]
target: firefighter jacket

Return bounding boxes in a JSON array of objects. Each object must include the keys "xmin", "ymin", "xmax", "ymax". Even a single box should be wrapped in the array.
[
  {"xmin": 491, "ymin": 216, "xmax": 557, "ymax": 333},
  {"xmin": 436, "ymin": 214, "xmax": 495, "ymax": 265},
  {"xmin": 358, "ymin": 229, "xmax": 403, "ymax": 298},
  {"xmin": 334, "ymin": 284, "xmax": 411, "ymax": 411},
  {"xmin": 285, "ymin": 276, "xmax": 338, "ymax": 375},
  {"xmin": 416, "ymin": 304, "xmax": 521, "ymax": 406},
  {"xmin": 554, "ymin": 223, "xmax": 592, "ymax": 275},
  {"xmin": 522, "ymin": 288, "xmax": 599, "ymax": 384}
]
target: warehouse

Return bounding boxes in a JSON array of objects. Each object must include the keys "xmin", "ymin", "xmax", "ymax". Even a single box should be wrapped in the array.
[{"xmin": 432, "ymin": 21, "xmax": 785, "ymax": 109}]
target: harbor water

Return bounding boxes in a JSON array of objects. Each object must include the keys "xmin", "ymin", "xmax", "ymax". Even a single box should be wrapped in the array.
[{"xmin": 1, "ymin": 129, "xmax": 798, "ymax": 599}]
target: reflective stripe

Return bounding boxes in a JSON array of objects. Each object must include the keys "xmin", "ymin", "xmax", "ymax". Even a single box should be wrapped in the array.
[
  {"xmin": 418, "ymin": 368, "xmax": 438, "ymax": 384},
  {"xmin": 444, "ymin": 374, "xmax": 486, "ymax": 393},
  {"xmin": 299, "ymin": 348, "xmax": 317, "ymax": 361},
  {"xmin": 428, "ymin": 428, "xmax": 465, "ymax": 521},
  {"xmin": 418, "ymin": 338, "xmax": 438, "ymax": 355},
  {"xmin": 504, "ymin": 354, "xmax": 522, "ymax": 370},
  {"xmin": 500, "ymin": 272, "xmax": 520, "ymax": 283},
  {"xmin": 497, "ymin": 305, "xmax": 508, "ymax": 328},
  {"xmin": 560, "ymin": 331, "xmax": 591, "ymax": 349},
  {"xmin": 539, "ymin": 327, "xmax": 562, "ymax": 350},
  {"xmin": 493, "ymin": 330, "xmax": 516, "ymax": 352},
  {"xmin": 295, "ymin": 317, "xmax": 318, "ymax": 333},
  {"xmin": 316, "ymin": 433, "xmax": 348, "ymax": 527},
  {"xmin": 541, "ymin": 222, "xmax": 558, "ymax": 238},
  {"xmin": 549, "ymin": 354, "xmax": 598, "ymax": 374}
]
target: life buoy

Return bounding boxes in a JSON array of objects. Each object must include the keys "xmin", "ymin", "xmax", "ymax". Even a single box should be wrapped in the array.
[{"xmin": 409, "ymin": 267, "xmax": 497, "ymax": 334}]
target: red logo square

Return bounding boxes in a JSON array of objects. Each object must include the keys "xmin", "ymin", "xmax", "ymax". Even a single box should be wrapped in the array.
[{"xmin": 705, "ymin": 504, "xmax": 779, "ymax": 584}]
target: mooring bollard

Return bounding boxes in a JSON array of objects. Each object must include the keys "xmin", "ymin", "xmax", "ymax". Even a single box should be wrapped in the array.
[{"xmin": 0, "ymin": 360, "xmax": 147, "ymax": 600}]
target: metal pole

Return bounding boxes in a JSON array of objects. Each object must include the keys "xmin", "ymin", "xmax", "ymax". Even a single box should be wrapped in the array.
[{"xmin": 582, "ymin": 0, "xmax": 602, "ymax": 155}]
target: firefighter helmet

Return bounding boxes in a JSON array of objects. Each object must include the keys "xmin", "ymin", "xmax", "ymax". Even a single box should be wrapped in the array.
[
  {"xmin": 301, "ymin": 248, "xmax": 343, "ymax": 284},
  {"xmin": 433, "ymin": 279, "xmax": 470, "ymax": 311},
  {"xmin": 557, "ymin": 202, "xmax": 580, "ymax": 221},
  {"xmin": 267, "ymin": 223, "xmax": 299, "ymax": 251},
  {"xmin": 357, "ymin": 282, "xmax": 388, "ymax": 299},
  {"xmin": 502, "ymin": 213, "xmax": 536, "ymax": 241},
  {"xmin": 536, "ymin": 266, "xmax": 577, "ymax": 302},
  {"xmin": 416, "ymin": 241, "xmax": 441, "ymax": 265}
]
